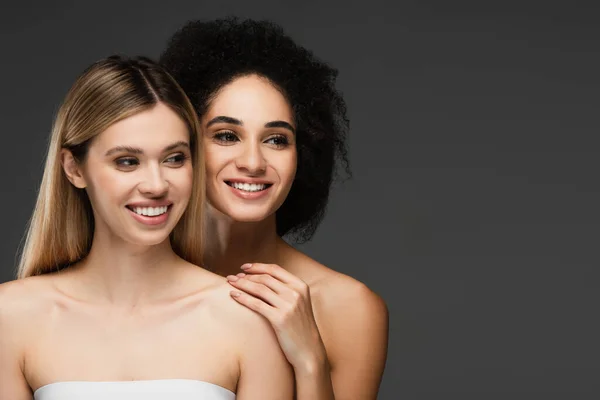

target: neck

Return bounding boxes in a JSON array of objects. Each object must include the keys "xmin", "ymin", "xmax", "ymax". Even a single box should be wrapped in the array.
[
  {"xmin": 74, "ymin": 227, "xmax": 183, "ymax": 308},
  {"xmin": 203, "ymin": 205, "xmax": 284, "ymax": 277}
]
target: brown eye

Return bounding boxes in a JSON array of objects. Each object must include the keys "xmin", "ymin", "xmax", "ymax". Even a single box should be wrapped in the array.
[
  {"xmin": 213, "ymin": 131, "xmax": 239, "ymax": 144},
  {"xmin": 265, "ymin": 135, "xmax": 289, "ymax": 148}
]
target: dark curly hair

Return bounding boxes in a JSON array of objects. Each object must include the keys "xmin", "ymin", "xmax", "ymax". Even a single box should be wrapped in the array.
[{"xmin": 159, "ymin": 17, "xmax": 350, "ymax": 242}]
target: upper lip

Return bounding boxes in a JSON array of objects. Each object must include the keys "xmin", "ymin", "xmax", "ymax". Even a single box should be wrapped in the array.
[
  {"xmin": 126, "ymin": 201, "xmax": 173, "ymax": 208},
  {"xmin": 225, "ymin": 179, "xmax": 273, "ymax": 185}
]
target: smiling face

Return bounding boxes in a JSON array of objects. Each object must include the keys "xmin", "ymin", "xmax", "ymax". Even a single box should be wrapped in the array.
[
  {"xmin": 65, "ymin": 102, "xmax": 193, "ymax": 246},
  {"xmin": 201, "ymin": 74, "xmax": 297, "ymax": 224}
]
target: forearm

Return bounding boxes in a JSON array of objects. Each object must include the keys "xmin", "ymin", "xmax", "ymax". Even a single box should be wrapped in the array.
[{"xmin": 294, "ymin": 357, "xmax": 335, "ymax": 400}]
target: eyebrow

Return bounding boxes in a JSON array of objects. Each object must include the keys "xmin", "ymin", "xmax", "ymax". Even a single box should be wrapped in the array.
[
  {"xmin": 206, "ymin": 116, "xmax": 242, "ymax": 127},
  {"xmin": 206, "ymin": 115, "xmax": 296, "ymax": 134},
  {"xmin": 104, "ymin": 141, "xmax": 189, "ymax": 157},
  {"xmin": 265, "ymin": 121, "xmax": 296, "ymax": 133}
]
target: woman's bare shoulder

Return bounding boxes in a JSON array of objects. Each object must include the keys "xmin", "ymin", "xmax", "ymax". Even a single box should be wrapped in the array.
[
  {"xmin": 286, "ymin": 246, "xmax": 385, "ymax": 304},
  {"xmin": 179, "ymin": 263, "xmax": 275, "ymax": 331},
  {"xmin": 286, "ymin": 246, "xmax": 388, "ymax": 333},
  {"xmin": 317, "ymin": 269, "xmax": 388, "ymax": 324},
  {"xmin": 288, "ymin": 250, "xmax": 389, "ymax": 373},
  {"xmin": 0, "ymin": 275, "xmax": 59, "ymax": 335},
  {"xmin": 208, "ymin": 278, "xmax": 273, "ymax": 329},
  {"xmin": 177, "ymin": 262, "xmax": 229, "ymax": 292},
  {"xmin": 0, "ymin": 275, "xmax": 55, "ymax": 311}
]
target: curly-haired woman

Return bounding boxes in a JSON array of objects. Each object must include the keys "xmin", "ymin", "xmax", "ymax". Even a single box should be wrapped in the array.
[{"xmin": 160, "ymin": 17, "xmax": 389, "ymax": 400}]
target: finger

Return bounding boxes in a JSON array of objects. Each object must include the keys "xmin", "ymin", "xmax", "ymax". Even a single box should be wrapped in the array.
[
  {"xmin": 230, "ymin": 290, "xmax": 277, "ymax": 321},
  {"xmin": 245, "ymin": 274, "xmax": 305, "ymax": 305},
  {"xmin": 244, "ymin": 273, "xmax": 288, "ymax": 295},
  {"xmin": 227, "ymin": 275, "xmax": 286, "ymax": 308},
  {"xmin": 240, "ymin": 263, "xmax": 302, "ymax": 287},
  {"xmin": 242, "ymin": 263, "xmax": 310, "ymax": 296}
]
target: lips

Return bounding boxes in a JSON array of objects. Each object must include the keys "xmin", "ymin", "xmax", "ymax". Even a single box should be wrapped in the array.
[
  {"xmin": 125, "ymin": 203, "xmax": 173, "ymax": 226},
  {"xmin": 223, "ymin": 180, "xmax": 273, "ymax": 200},
  {"xmin": 125, "ymin": 201, "xmax": 173, "ymax": 221}
]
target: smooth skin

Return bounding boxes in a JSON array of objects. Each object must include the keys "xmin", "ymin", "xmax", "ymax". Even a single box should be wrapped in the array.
[
  {"xmin": 202, "ymin": 75, "xmax": 389, "ymax": 400},
  {"xmin": 0, "ymin": 103, "xmax": 293, "ymax": 400}
]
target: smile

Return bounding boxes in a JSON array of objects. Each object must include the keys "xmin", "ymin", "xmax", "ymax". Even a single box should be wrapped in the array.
[
  {"xmin": 226, "ymin": 181, "xmax": 272, "ymax": 192},
  {"xmin": 131, "ymin": 206, "xmax": 169, "ymax": 216},
  {"xmin": 125, "ymin": 205, "xmax": 171, "ymax": 217},
  {"xmin": 125, "ymin": 204, "xmax": 172, "ymax": 226}
]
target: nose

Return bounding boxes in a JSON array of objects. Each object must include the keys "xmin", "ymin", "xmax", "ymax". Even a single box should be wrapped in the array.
[
  {"xmin": 235, "ymin": 141, "xmax": 267, "ymax": 175},
  {"xmin": 138, "ymin": 164, "xmax": 169, "ymax": 197}
]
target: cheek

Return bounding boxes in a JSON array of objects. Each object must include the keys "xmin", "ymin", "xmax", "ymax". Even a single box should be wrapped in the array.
[
  {"xmin": 85, "ymin": 168, "xmax": 131, "ymax": 206},
  {"xmin": 203, "ymin": 145, "xmax": 231, "ymax": 179},
  {"xmin": 170, "ymin": 165, "xmax": 193, "ymax": 194},
  {"xmin": 276, "ymin": 149, "xmax": 297, "ymax": 185}
]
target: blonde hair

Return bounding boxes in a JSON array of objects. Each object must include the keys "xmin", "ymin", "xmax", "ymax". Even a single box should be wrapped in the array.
[{"xmin": 17, "ymin": 55, "xmax": 204, "ymax": 278}]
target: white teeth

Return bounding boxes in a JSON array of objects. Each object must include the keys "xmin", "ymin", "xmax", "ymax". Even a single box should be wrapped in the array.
[
  {"xmin": 132, "ymin": 206, "xmax": 168, "ymax": 216},
  {"xmin": 231, "ymin": 182, "xmax": 267, "ymax": 192}
]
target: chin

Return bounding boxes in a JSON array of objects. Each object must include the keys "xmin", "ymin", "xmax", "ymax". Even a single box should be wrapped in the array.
[
  {"xmin": 230, "ymin": 214, "xmax": 270, "ymax": 223},
  {"xmin": 125, "ymin": 230, "xmax": 173, "ymax": 247},
  {"xmin": 217, "ymin": 204, "xmax": 275, "ymax": 224}
]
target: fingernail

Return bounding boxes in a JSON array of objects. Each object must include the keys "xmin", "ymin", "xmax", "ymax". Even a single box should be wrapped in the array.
[
  {"xmin": 237, "ymin": 273, "xmax": 246, "ymax": 278},
  {"xmin": 241, "ymin": 263, "xmax": 252, "ymax": 270},
  {"xmin": 227, "ymin": 275, "xmax": 239, "ymax": 282},
  {"xmin": 230, "ymin": 291, "xmax": 241, "ymax": 297}
]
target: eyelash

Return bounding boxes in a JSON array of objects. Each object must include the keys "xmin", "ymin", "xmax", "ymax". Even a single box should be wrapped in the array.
[
  {"xmin": 114, "ymin": 153, "xmax": 189, "ymax": 169},
  {"xmin": 115, "ymin": 157, "xmax": 138, "ymax": 168},
  {"xmin": 213, "ymin": 131, "xmax": 290, "ymax": 148},
  {"xmin": 213, "ymin": 131, "xmax": 239, "ymax": 144},
  {"xmin": 265, "ymin": 135, "xmax": 289, "ymax": 148},
  {"xmin": 164, "ymin": 153, "xmax": 189, "ymax": 165}
]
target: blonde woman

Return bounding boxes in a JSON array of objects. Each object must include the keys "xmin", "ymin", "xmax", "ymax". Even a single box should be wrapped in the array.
[{"xmin": 0, "ymin": 55, "xmax": 293, "ymax": 400}]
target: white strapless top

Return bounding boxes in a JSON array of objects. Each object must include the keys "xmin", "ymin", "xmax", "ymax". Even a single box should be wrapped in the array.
[{"xmin": 34, "ymin": 379, "xmax": 236, "ymax": 400}]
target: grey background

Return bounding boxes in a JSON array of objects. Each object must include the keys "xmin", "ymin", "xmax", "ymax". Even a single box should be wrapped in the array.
[{"xmin": 1, "ymin": 1, "xmax": 599, "ymax": 398}]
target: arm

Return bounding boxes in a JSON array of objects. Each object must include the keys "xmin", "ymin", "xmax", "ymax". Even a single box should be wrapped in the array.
[
  {"xmin": 292, "ymin": 350, "xmax": 334, "ymax": 399},
  {"xmin": 324, "ymin": 283, "xmax": 389, "ymax": 400},
  {"xmin": 0, "ymin": 283, "xmax": 33, "ymax": 400},
  {"xmin": 234, "ymin": 299, "xmax": 295, "ymax": 400},
  {"xmin": 228, "ymin": 264, "xmax": 389, "ymax": 400},
  {"xmin": 228, "ymin": 263, "xmax": 334, "ymax": 399}
]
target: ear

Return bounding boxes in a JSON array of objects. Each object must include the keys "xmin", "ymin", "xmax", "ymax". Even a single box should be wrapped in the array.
[{"xmin": 61, "ymin": 149, "xmax": 87, "ymax": 189}]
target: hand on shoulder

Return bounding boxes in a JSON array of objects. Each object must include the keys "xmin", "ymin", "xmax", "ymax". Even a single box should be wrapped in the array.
[{"xmin": 202, "ymin": 276, "xmax": 295, "ymax": 399}]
